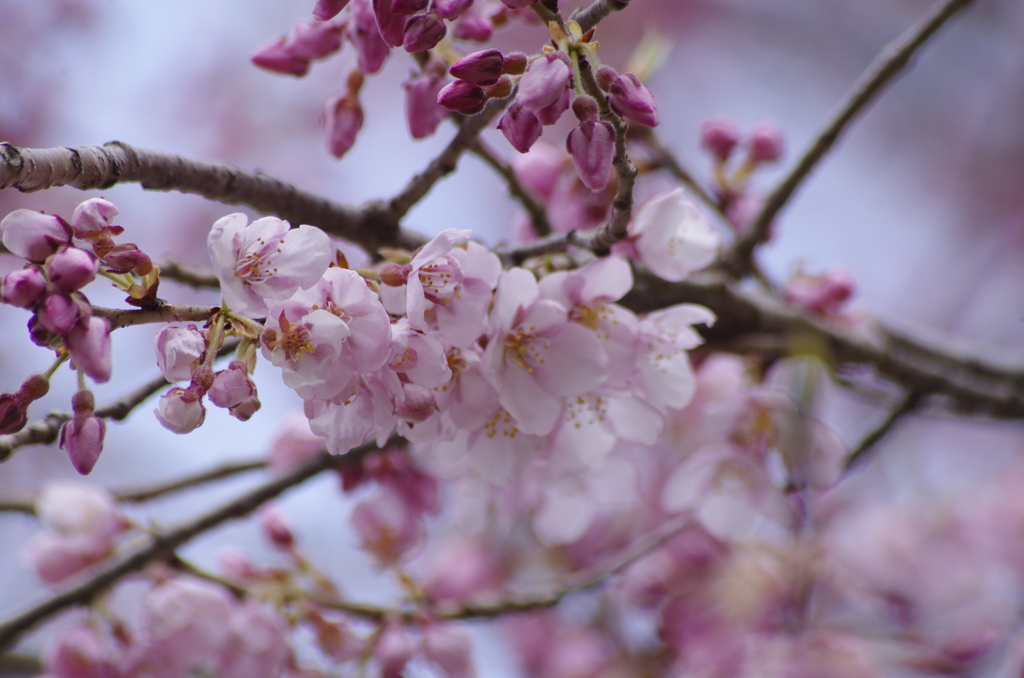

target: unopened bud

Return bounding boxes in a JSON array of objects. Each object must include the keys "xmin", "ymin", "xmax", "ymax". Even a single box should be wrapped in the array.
[
  {"xmin": 748, "ymin": 123, "xmax": 784, "ymax": 164},
  {"xmin": 502, "ymin": 52, "xmax": 528, "ymax": 76},
  {"xmin": 1, "ymin": 267, "xmax": 46, "ymax": 309},
  {"xmin": 251, "ymin": 39, "xmax": 311, "ymax": 76},
  {"xmin": 261, "ymin": 509, "xmax": 296, "ymax": 549},
  {"xmin": 595, "ymin": 65, "xmax": 618, "ymax": 91},
  {"xmin": 47, "ymin": 247, "xmax": 98, "ymax": 293},
  {"xmin": 313, "ymin": 0, "xmax": 351, "ymax": 20},
  {"xmin": 379, "ymin": 263, "xmax": 412, "ymax": 286},
  {"xmin": 700, "ymin": 118, "xmax": 741, "ymax": 162},
  {"xmin": 607, "ymin": 72, "xmax": 658, "ymax": 127},
  {"xmin": 71, "ymin": 390, "xmax": 96, "ymax": 415},
  {"xmin": 497, "ymin": 103, "xmax": 542, "ymax": 153},
  {"xmin": 484, "ymin": 75, "xmax": 513, "ymax": 99},
  {"xmin": 403, "ymin": 12, "xmax": 446, "ymax": 52},
  {"xmin": 437, "ymin": 80, "xmax": 487, "ymax": 114},
  {"xmin": 449, "ymin": 49, "xmax": 504, "ymax": 86},
  {"xmin": 571, "ymin": 95, "xmax": 599, "ymax": 123},
  {"xmin": 567, "ymin": 120, "xmax": 615, "ymax": 192}
]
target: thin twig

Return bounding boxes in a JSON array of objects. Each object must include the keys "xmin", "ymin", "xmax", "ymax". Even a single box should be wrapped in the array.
[
  {"xmin": 572, "ymin": 0, "xmax": 630, "ymax": 34},
  {"xmin": 93, "ymin": 303, "xmax": 218, "ymax": 330},
  {"xmin": 844, "ymin": 392, "xmax": 922, "ymax": 470},
  {"xmin": 633, "ymin": 129, "xmax": 719, "ymax": 213},
  {"xmin": 385, "ymin": 97, "xmax": 511, "ymax": 223},
  {"xmin": 157, "ymin": 259, "xmax": 220, "ymax": 289},
  {"xmin": 725, "ymin": 0, "xmax": 976, "ymax": 277},
  {"xmin": 468, "ymin": 139, "xmax": 553, "ymax": 237},
  {"xmin": 0, "ymin": 142, "xmax": 427, "ymax": 253},
  {"xmin": 0, "ymin": 437, "xmax": 396, "ymax": 652}
]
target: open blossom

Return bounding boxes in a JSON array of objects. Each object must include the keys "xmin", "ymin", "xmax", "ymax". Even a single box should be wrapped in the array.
[
  {"xmin": 207, "ymin": 214, "xmax": 332, "ymax": 318},
  {"xmin": 43, "ymin": 623, "xmax": 121, "ymax": 678},
  {"xmin": 627, "ymin": 189, "xmax": 719, "ymax": 282}
]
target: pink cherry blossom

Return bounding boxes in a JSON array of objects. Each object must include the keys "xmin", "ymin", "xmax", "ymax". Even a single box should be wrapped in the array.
[
  {"xmin": 215, "ymin": 603, "xmax": 291, "ymax": 678},
  {"xmin": 153, "ymin": 325, "xmax": 205, "ymax": 383},
  {"xmin": 70, "ymin": 198, "xmax": 120, "ymax": 240},
  {"xmin": 43, "ymin": 623, "xmax": 120, "ymax": 678},
  {"xmin": 517, "ymin": 53, "xmax": 570, "ymax": 111},
  {"xmin": 0, "ymin": 209, "xmax": 72, "ymax": 263},
  {"xmin": 1, "ymin": 266, "xmax": 47, "ymax": 308},
  {"xmin": 374, "ymin": 620, "xmax": 416, "ymax": 677},
  {"xmin": 628, "ymin": 189, "xmax": 719, "ymax": 282},
  {"xmin": 207, "ymin": 213, "xmax": 332, "ymax": 318},
  {"xmin": 46, "ymin": 246, "xmax": 98, "ymax": 293},
  {"xmin": 154, "ymin": 386, "xmax": 206, "ymax": 434}
]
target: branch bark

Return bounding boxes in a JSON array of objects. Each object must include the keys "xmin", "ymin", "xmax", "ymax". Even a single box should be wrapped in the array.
[
  {"xmin": 724, "ymin": 0, "xmax": 976, "ymax": 277},
  {"xmin": 572, "ymin": 0, "xmax": 631, "ymax": 34}
]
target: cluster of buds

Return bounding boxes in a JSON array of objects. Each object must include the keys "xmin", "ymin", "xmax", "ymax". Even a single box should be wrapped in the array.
[
  {"xmin": 700, "ymin": 118, "xmax": 786, "ymax": 205},
  {"xmin": 251, "ymin": 18, "xmax": 345, "ymax": 76},
  {"xmin": 437, "ymin": 48, "xmax": 525, "ymax": 114}
]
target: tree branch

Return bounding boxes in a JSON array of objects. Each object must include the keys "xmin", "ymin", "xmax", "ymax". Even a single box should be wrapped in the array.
[
  {"xmin": 844, "ymin": 391, "xmax": 922, "ymax": 470},
  {"xmin": 92, "ymin": 303, "xmax": 218, "ymax": 330},
  {"xmin": 0, "ymin": 438, "xmax": 395, "ymax": 652},
  {"xmin": 632, "ymin": 128, "xmax": 720, "ymax": 214},
  {"xmin": 156, "ymin": 259, "xmax": 220, "ymax": 289},
  {"xmin": 0, "ymin": 142, "xmax": 426, "ymax": 253},
  {"xmin": 572, "ymin": 0, "xmax": 631, "ymax": 34},
  {"xmin": 724, "ymin": 0, "xmax": 976, "ymax": 277},
  {"xmin": 468, "ymin": 139, "xmax": 552, "ymax": 237}
]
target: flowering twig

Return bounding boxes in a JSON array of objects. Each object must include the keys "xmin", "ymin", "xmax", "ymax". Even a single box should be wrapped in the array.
[
  {"xmin": 572, "ymin": 0, "xmax": 631, "ymax": 34},
  {"xmin": 844, "ymin": 391, "xmax": 923, "ymax": 470},
  {"xmin": 724, "ymin": 0, "xmax": 977, "ymax": 277},
  {"xmin": 623, "ymin": 269, "xmax": 1024, "ymax": 420},
  {"xmin": 0, "ymin": 142, "xmax": 426, "ymax": 252},
  {"xmin": 0, "ymin": 438, "xmax": 396, "ymax": 653},
  {"xmin": 468, "ymin": 139, "xmax": 553, "ymax": 237},
  {"xmin": 384, "ymin": 97, "xmax": 511, "ymax": 225},
  {"xmin": 92, "ymin": 303, "xmax": 218, "ymax": 330}
]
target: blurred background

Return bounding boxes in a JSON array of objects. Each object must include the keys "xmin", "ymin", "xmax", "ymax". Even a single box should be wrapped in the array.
[{"xmin": 2, "ymin": 0, "xmax": 1023, "ymax": 672}]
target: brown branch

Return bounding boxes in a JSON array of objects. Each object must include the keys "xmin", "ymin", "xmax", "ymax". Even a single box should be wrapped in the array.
[
  {"xmin": 572, "ymin": 0, "xmax": 630, "ymax": 34},
  {"xmin": 92, "ymin": 303, "xmax": 217, "ymax": 330},
  {"xmin": 632, "ymin": 129, "xmax": 719, "ymax": 214},
  {"xmin": 468, "ymin": 139, "xmax": 552, "ymax": 237},
  {"xmin": 156, "ymin": 259, "xmax": 220, "ymax": 289},
  {"xmin": 0, "ymin": 437, "xmax": 395, "ymax": 653},
  {"xmin": 0, "ymin": 142, "xmax": 426, "ymax": 253},
  {"xmin": 622, "ymin": 269, "xmax": 1024, "ymax": 420},
  {"xmin": 844, "ymin": 392, "xmax": 922, "ymax": 470},
  {"xmin": 384, "ymin": 97, "xmax": 511, "ymax": 224},
  {"xmin": 725, "ymin": 0, "xmax": 977, "ymax": 277}
]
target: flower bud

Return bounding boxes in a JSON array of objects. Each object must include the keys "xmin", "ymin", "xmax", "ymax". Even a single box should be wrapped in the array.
[
  {"xmin": 29, "ymin": 316, "xmax": 60, "ymax": 348},
  {"xmin": 437, "ymin": 80, "xmax": 487, "ymax": 115},
  {"xmin": 375, "ymin": 621, "xmax": 416, "ymax": 677},
  {"xmin": 391, "ymin": 0, "xmax": 428, "ymax": 14},
  {"xmin": 348, "ymin": 22, "xmax": 390, "ymax": 74},
  {"xmin": 1, "ymin": 267, "xmax": 46, "ymax": 308},
  {"xmin": 0, "ymin": 209, "xmax": 72, "ymax": 263},
  {"xmin": 484, "ymin": 74, "xmax": 513, "ymax": 99},
  {"xmin": 607, "ymin": 72, "xmax": 658, "ymax": 127},
  {"xmin": 155, "ymin": 325, "xmax": 206, "ymax": 383},
  {"xmin": 748, "ymin": 122, "xmax": 784, "ymax": 164},
  {"xmin": 595, "ymin": 65, "xmax": 618, "ymax": 91},
  {"xmin": 571, "ymin": 95, "xmax": 599, "ymax": 123},
  {"xmin": 403, "ymin": 12, "xmax": 446, "ymax": 52},
  {"xmin": 251, "ymin": 39, "xmax": 311, "ymax": 76},
  {"xmin": 38, "ymin": 293, "xmax": 83, "ymax": 336},
  {"xmin": 450, "ymin": 49, "xmax": 504, "ymax": 86},
  {"xmin": 208, "ymin": 362, "xmax": 258, "ymax": 410},
  {"xmin": 155, "ymin": 387, "xmax": 206, "ymax": 434},
  {"xmin": 517, "ymin": 52, "xmax": 571, "ymax": 112},
  {"xmin": 286, "ymin": 20, "xmax": 345, "ymax": 60},
  {"xmin": 502, "ymin": 52, "xmax": 528, "ymax": 76},
  {"xmin": 314, "ymin": 0, "xmax": 351, "ymax": 20},
  {"xmin": 374, "ymin": 0, "xmax": 408, "ymax": 47},
  {"xmin": 60, "ymin": 411, "xmax": 106, "ymax": 475},
  {"xmin": 535, "ymin": 84, "xmax": 569, "ymax": 125},
  {"xmin": 434, "ymin": 0, "xmax": 472, "ymax": 20},
  {"xmin": 0, "ymin": 393, "xmax": 28, "ymax": 435},
  {"xmin": 66, "ymin": 316, "xmax": 113, "ymax": 383},
  {"xmin": 47, "ymin": 246, "xmax": 98, "ymax": 293},
  {"xmin": 497, "ymin": 103, "xmax": 542, "ymax": 153},
  {"xmin": 70, "ymin": 198, "xmax": 120, "ymax": 239},
  {"xmin": 567, "ymin": 120, "xmax": 615, "ymax": 192},
  {"xmin": 99, "ymin": 242, "xmax": 152, "ymax": 275},
  {"xmin": 260, "ymin": 508, "xmax": 296, "ymax": 549},
  {"xmin": 229, "ymin": 395, "xmax": 261, "ymax": 422},
  {"xmin": 453, "ymin": 11, "xmax": 492, "ymax": 42},
  {"xmin": 700, "ymin": 118, "xmax": 741, "ymax": 162},
  {"xmin": 379, "ymin": 262, "xmax": 412, "ymax": 286},
  {"xmin": 785, "ymin": 267, "xmax": 856, "ymax": 317},
  {"xmin": 324, "ymin": 82, "xmax": 365, "ymax": 159},
  {"xmin": 403, "ymin": 63, "xmax": 449, "ymax": 140}
]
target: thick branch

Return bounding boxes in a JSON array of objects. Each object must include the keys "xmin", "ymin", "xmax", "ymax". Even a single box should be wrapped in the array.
[
  {"xmin": 0, "ymin": 142, "xmax": 426, "ymax": 253},
  {"xmin": 725, "ymin": 0, "xmax": 976, "ymax": 276},
  {"xmin": 622, "ymin": 269, "xmax": 1024, "ymax": 420},
  {"xmin": 572, "ymin": 0, "xmax": 630, "ymax": 34},
  {"xmin": 93, "ymin": 303, "xmax": 217, "ymax": 330},
  {"xmin": 0, "ymin": 439, "xmax": 392, "ymax": 652}
]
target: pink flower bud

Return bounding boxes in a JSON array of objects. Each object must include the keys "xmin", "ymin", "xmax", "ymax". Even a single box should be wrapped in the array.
[
  {"xmin": 314, "ymin": 0, "xmax": 351, "ymax": 20},
  {"xmin": 60, "ymin": 412, "xmax": 106, "ymax": 475},
  {"xmin": 286, "ymin": 20, "xmax": 345, "ymax": 60},
  {"xmin": 43, "ymin": 624, "xmax": 120, "ymax": 678},
  {"xmin": 0, "ymin": 209, "xmax": 72, "ymax": 263},
  {"xmin": 38, "ymin": 293, "xmax": 83, "ymax": 335},
  {"xmin": 324, "ymin": 87, "xmax": 365, "ymax": 159},
  {"xmin": 379, "ymin": 262, "xmax": 412, "ymax": 286},
  {"xmin": 784, "ymin": 267, "xmax": 856, "ymax": 317},
  {"xmin": 66, "ymin": 316, "xmax": 113, "ymax": 383},
  {"xmin": 437, "ymin": 80, "xmax": 486, "ymax": 115},
  {"xmin": 99, "ymin": 242, "xmax": 152, "ymax": 275},
  {"xmin": 403, "ymin": 12, "xmax": 446, "ymax": 52},
  {"xmin": 251, "ymin": 38, "xmax": 311, "ymax": 76},
  {"xmin": 434, "ymin": 0, "xmax": 472, "ymax": 20},
  {"xmin": 348, "ymin": 22, "xmax": 391, "ymax": 74},
  {"xmin": 0, "ymin": 392, "xmax": 28, "ymax": 435},
  {"xmin": 1, "ymin": 267, "xmax": 46, "ymax": 308},
  {"xmin": 452, "ymin": 11, "xmax": 492, "ymax": 42},
  {"xmin": 595, "ymin": 64, "xmax": 617, "ymax": 91},
  {"xmin": 229, "ymin": 395, "xmax": 261, "ymax": 422},
  {"xmin": 535, "ymin": 83, "xmax": 569, "ymax": 125},
  {"xmin": 375, "ymin": 621, "xmax": 416, "ymax": 678},
  {"xmin": 748, "ymin": 122, "xmax": 784, "ymax": 164},
  {"xmin": 517, "ymin": 52, "xmax": 571, "ymax": 112},
  {"xmin": 47, "ymin": 246, "xmax": 99, "ymax": 293},
  {"xmin": 566, "ymin": 120, "xmax": 615, "ymax": 192},
  {"xmin": 154, "ymin": 325, "xmax": 205, "ymax": 383},
  {"xmin": 261, "ymin": 508, "xmax": 296, "ymax": 549},
  {"xmin": 700, "ymin": 118, "xmax": 741, "ymax": 162},
  {"xmin": 403, "ymin": 64, "xmax": 449, "ymax": 139},
  {"xmin": 208, "ymin": 361, "xmax": 257, "ymax": 409},
  {"xmin": 155, "ymin": 386, "xmax": 206, "ymax": 434},
  {"xmin": 497, "ymin": 103, "xmax": 542, "ymax": 153},
  {"xmin": 70, "ymin": 198, "xmax": 121, "ymax": 240},
  {"xmin": 422, "ymin": 624, "xmax": 474, "ymax": 678},
  {"xmin": 503, "ymin": 52, "xmax": 528, "ymax": 75},
  {"xmin": 373, "ymin": 0, "xmax": 408, "ymax": 46},
  {"xmin": 450, "ymin": 49, "xmax": 504, "ymax": 86},
  {"xmin": 391, "ymin": 0, "xmax": 427, "ymax": 14},
  {"xmin": 607, "ymin": 72, "xmax": 658, "ymax": 127}
]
